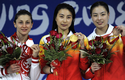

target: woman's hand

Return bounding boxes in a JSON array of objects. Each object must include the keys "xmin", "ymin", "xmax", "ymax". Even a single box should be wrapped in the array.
[
  {"xmin": 79, "ymin": 50, "xmax": 86, "ymax": 58},
  {"xmin": 7, "ymin": 63, "xmax": 20, "ymax": 74},
  {"xmin": 31, "ymin": 44, "xmax": 40, "ymax": 58},
  {"xmin": 113, "ymin": 25, "xmax": 125, "ymax": 36},
  {"xmin": 50, "ymin": 59, "xmax": 61, "ymax": 73},
  {"xmin": 75, "ymin": 32, "xmax": 85, "ymax": 49},
  {"xmin": 91, "ymin": 62, "xmax": 101, "ymax": 73}
]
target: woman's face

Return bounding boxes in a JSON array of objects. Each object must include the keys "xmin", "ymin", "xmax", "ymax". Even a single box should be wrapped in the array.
[
  {"xmin": 56, "ymin": 9, "xmax": 73, "ymax": 31},
  {"xmin": 91, "ymin": 6, "xmax": 109, "ymax": 29},
  {"xmin": 14, "ymin": 15, "xmax": 33, "ymax": 36}
]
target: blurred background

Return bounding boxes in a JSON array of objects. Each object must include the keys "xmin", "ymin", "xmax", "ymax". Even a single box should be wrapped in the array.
[{"xmin": 0, "ymin": 0, "xmax": 125, "ymax": 80}]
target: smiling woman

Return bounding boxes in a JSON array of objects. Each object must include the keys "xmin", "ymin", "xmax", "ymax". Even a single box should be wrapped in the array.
[
  {"xmin": 82, "ymin": 1, "xmax": 125, "ymax": 80},
  {"xmin": 0, "ymin": 10, "xmax": 41, "ymax": 80},
  {"xmin": 39, "ymin": 3, "xmax": 89, "ymax": 80}
]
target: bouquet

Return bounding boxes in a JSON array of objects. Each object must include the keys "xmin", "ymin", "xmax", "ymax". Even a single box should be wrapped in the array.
[
  {"xmin": 80, "ymin": 36, "xmax": 116, "ymax": 64},
  {"xmin": 40, "ymin": 30, "xmax": 79, "ymax": 65},
  {"xmin": 0, "ymin": 32, "xmax": 21, "ymax": 68}
]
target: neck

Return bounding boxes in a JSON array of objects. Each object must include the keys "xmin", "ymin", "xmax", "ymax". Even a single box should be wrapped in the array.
[
  {"xmin": 17, "ymin": 32, "xmax": 28, "ymax": 44},
  {"xmin": 58, "ymin": 29, "xmax": 69, "ymax": 38},
  {"xmin": 96, "ymin": 24, "xmax": 109, "ymax": 35}
]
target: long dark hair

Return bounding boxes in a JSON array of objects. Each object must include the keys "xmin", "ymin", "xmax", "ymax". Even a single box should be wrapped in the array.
[
  {"xmin": 52, "ymin": 3, "xmax": 76, "ymax": 33},
  {"xmin": 90, "ymin": 1, "xmax": 109, "ymax": 16}
]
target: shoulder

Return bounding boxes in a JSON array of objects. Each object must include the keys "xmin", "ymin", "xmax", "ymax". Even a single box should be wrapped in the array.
[
  {"xmin": 87, "ymin": 28, "xmax": 96, "ymax": 40},
  {"xmin": 39, "ymin": 34, "xmax": 50, "ymax": 44}
]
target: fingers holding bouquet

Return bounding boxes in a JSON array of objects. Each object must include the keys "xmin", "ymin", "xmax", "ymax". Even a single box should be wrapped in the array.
[
  {"xmin": 50, "ymin": 59, "xmax": 61, "ymax": 75},
  {"xmin": 7, "ymin": 63, "xmax": 20, "ymax": 74},
  {"xmin": 91, "ymin": 62, "xmax": 101, "ymax": 73}
]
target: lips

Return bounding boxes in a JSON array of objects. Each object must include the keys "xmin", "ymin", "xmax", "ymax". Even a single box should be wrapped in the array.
[
  {"xmin": 97, "ymin": 22, "xmax": 103, "ymax": 25},
  {"xmin": 22, "ymin": 29, "xmax": 27, "ymax": 32},
  {"xmin": 61, "ymin": 24, "xmax": 67, "ymax": 27}
]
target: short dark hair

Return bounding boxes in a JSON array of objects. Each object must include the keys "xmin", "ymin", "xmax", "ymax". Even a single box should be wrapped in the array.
[
  {"xmin": 90, "ymin": 1, "xmax": 109, "ymax": 16},
  {"xmin": 52, "ymin": 3, "xmax": 76, "ymax": 33},
  {"xmin": 14, "ymin": 10, "xmax": 33, "ymax": 23}
]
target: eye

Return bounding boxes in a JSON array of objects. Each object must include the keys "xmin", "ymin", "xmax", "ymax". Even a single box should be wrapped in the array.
[
  {"xmin": 101, "ymin": 14, "xmax": 105, "ymax": 16},
  {"xmin": 19, "ymin": 22, "xmax": 23, "ymax": 24},
  {"xmin": 26, "ymin": 21, "xmax": 30, "ymax": 24},
  {"xmin": 93, "ymin": 15, "xmax": 97, "ymax": 17},
  {"xmin": 67, "ymin": 16, "xmax": 71, "ymax": 19},
  {"xmin": 60, "ymin": 16, "xmax": 64, "ymax": 18}
]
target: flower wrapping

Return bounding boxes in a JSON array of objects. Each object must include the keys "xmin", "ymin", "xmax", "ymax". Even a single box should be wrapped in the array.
[
  {"xmin": 0, "ymin": 32, "xmax": 21, "ymax": 68},
  {"xmin": 80, "ymin": 36, "xmax": 117, "ymax": 64}
]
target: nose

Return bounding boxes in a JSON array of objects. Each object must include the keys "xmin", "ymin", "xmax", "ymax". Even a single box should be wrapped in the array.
[
  {"xmin": 63, "ymin": 17, "xmax": 67, "ymax": 22},
  {"xmin": 22, "ymin": 23, "xmax": 26, "ymax": 27},
  {"xmin": 97, "ymin": 15, "xmax": 101, "ymax": 20}
]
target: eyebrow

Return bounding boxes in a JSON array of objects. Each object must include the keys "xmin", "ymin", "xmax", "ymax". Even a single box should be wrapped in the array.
[
  {"xmin": 59, "ymin": 14, "xmax": 72, "ymax": 16},
  {"xmin": 92, "ymin": 11, "xmax": 106, "ymax": 14},
  {"xmin": 18, "ymin": 20, "xmax": 31, "ymax": 22}
]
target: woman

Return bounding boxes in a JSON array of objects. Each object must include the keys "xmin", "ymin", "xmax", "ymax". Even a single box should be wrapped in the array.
[
  {"xmin": 82, "ymin": 1, "xmax": 125, "ymax": 80},
  {"xmin": 0, "ymin": 10, "xmax": 41, "ymax": 80},
  {"xmin": 39, "ymin": 3, "xmax": 89, "ymax": 80}
]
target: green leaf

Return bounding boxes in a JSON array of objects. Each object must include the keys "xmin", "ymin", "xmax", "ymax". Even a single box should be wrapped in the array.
[{"xmin": 12, "ymin": 47, "xmax": 21, "ymax": 59}]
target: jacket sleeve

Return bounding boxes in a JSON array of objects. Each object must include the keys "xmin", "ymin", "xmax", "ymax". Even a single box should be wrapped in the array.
[
  {"xmin": 30, "ymin": 56, "xmax": 41, "ymax": 80},
  {"xmin": 79, "ymin": 35, "xmax": 90, "ymax": 71},
  {"xmin": 82, "ymin": 67, "xmax": 94, "ymax": 79},
  {"xmin": 39, "ymin": 36, "xmax": 48, "ymax": 74},
  {"xmin": 121, "ymin": 36, "xmax": 125, "ymax": 46},
  {"xmin": 0, "ymin": 66, "xmax": 8, "ymax": 77},
  {"xmin": 79, "ymin": 57, "xmax": 89, "ymax": 71}
]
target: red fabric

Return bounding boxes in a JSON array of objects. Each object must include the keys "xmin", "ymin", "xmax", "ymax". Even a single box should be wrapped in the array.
[
  {"xmin": 39, "ymin": 58, "xmax": 48, "ymax": 74},
  {"xmin": 1, "ymin": 68, "xmax": 4, "ymax": 76},
  {"xmin": 31, "ymin": 56, "xmax": 39, "ymax": 63},
  {"xmin": 121, "ymin": 36, "xmax": 125, "ymax": 46},
  {"xmin": 40, "ymin": 49, "xmax": 89, "ymax": 80},
  {"xmin": 83, "ymin": 68, "xmax": 94, "ymax": 79},
  {"xmin": 5, "ymin": 68, "xmax": 8, "ymax": 75},
  {"xmin": 9, "ymin": 32, "xmax": 33, "ymax": 76},
  {"xmin": 80, "ymin": 57, "xmax": 89, "ymax": 71},
  {"xmin": 83, "ymin": 35, "xmax": 125, "ymax": 80}
]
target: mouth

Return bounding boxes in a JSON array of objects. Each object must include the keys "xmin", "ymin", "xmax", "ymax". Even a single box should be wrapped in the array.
[
  {"xmin": 97, "ymin": 22, "xmax": 103, "ymax": 25},
  {"xmin": 61, "ymin": 24, "xmax": 67, "ymax": 27},
  {"xmin": 21, "ymin": 29, "xmax": 27, "ymax": 32}
]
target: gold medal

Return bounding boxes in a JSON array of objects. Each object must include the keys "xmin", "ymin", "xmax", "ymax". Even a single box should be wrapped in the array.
[{"xmin": 69, "ymin": 34, "xmax": 78, "ymax": 42}]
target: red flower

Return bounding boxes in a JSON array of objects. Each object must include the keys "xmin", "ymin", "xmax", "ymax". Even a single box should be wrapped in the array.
[
  {"xmin": 46, "ymin": 36, "xmax": 50, "ymax": 43},
  {"xmin": 95, "ymin": 36, "xmax": 102, "ymax": 42},
  {"xmin": 50, "ymin": 43, "xmax": 55, "ymax": 49},
  {"xmin": 89, "ymin": 52, "xmax": 92, "ymax": 54},
  {"xmin": 43, "ymin": 46, "xmax": 48, "ymax": 50},
  {"xmin": 40, "ymin": 54, "xmax": 45, "ymax": 58},
  {"xmin": 103, "ymin": 52, "xmax": 108, "ymax": 58},
  {"xmin": 1, "ymin": 37, "xmax": 8, "ymax": 44},
  {"xmin": 95, "ymin": 48, "xmax": 102, "ymax": 54},
  {"xmin": 89, "ymin": 40, "xmax": 95, "ymax": 46},
  {"xmin": 50, "ymin": 30, "xmax": 57, "ymax": 36},
  {"xmin": 59, "ymin": 45, "xmax": 64, "ymax": 51},
  {"xmin": 0, "ymin": 34, "xmax": 4, "ymax": 39},
  {"xmin": 102, "ymin": 43, "xmax": 107, "ymax": 49},
  {"xmin": 6, "ymin": 47, "xmax": 14, "ymax": 54},
  {"xmin": 56, "ymin": 33, "xmax": 63, "ymax": 39}
]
